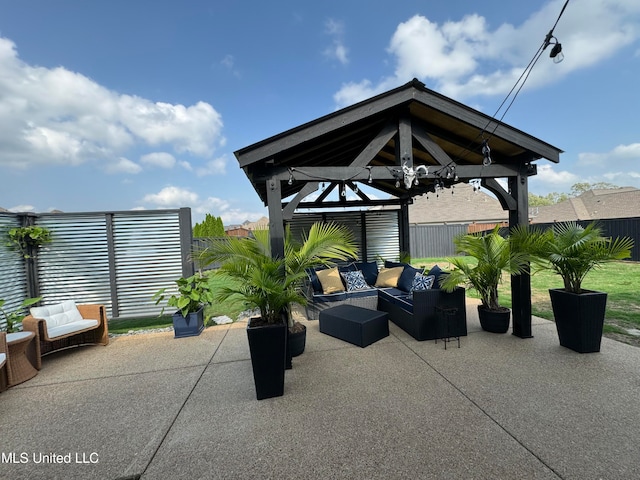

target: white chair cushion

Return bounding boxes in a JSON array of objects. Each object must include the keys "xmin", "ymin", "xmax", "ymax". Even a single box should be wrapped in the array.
[
  {"xmin": 46, "ymin": 319, "xmax": 99, "ymax": 339},
  {"xmin": 0, "ymin": 352, "xmax": 6, "ymax": 366},
  {"xmin": 30, "ymin": 300, "xmax": 84, "ymax": 330}
]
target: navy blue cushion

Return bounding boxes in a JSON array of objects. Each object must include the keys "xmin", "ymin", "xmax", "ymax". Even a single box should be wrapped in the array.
[
  {"xmin": 397, "ymin": 265, "xmax": 424, "ymax": 292},
  {"xmin": 427, "ymin": 264, "xmax": 444, "ymax": 287},
  {"xmin": 355, "ymin": 261, "xmax": 378, "ymax": 286},
  {"xmin": 306, "ymin": 267, "xmax": 322, "ymax": 293}
]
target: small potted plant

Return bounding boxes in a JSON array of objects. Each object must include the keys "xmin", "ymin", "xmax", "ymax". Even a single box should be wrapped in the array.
[
  {"xmin": 440, "ymin": 226, "xmax": 529, "ymax": 333},
  {"xmin": 512, "ymin": 222, "xmax": 633, "ymax": 352},
  {"xmin": 6, "ymin": 226, "xmax": 52, "ymax": 259},
  {"xmin": 0, "ymin": 297, "xmax": 42, "ymax": 333},
  {"xmin": 153, "ymin": 273, "xmax": 214, "ymax": 338}
]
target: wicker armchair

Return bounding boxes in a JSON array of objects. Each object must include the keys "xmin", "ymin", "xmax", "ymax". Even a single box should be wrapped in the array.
[{"xmin": 22, "ymin": 304, "xmax": 109, "ymax": 356}]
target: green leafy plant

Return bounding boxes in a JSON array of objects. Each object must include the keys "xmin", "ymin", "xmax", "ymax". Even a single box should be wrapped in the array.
[
  {"xmin": 0, "ymin": 297, "xmax": 42, "ymax": 333},
  {"xmin": 511, "ymin": 222, "xmax": 633, "ymax": 294},
  {"xmin": 152, "ymin": 273, "xmax": 215, "ymax": 318},
  {"xmin": 6, "ymin": 226, "xmax": 52, "ymax": 258},
  {"xmin": 440, "ymin": 226, "xmax": 530, "ymax": 311},
  {"xmin": 195, "ymin": 222, "xmax": 358, "ymax": 326}
]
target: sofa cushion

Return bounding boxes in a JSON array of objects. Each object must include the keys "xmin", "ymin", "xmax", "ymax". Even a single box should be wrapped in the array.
[
  {"xmin": 30, "ymin": 300, "xmax": 84, "ymax": 330},
  {"xmin": 316, "ymin": 267, "xmax": 345, "ymax": 294},
  {"xmin": 375, "ymin": 267, "xmax": 404, "ymax": 288},
  {"xmin": 306, "ymin": 267, "xmax": 325, "ymax": 294},
  {"xmin": 427, "ymin": 264, "xmax": 444, "ymax": 287},
  {"xmin": 311, "ymin": 291, "xmax": 347, "ymax": 303},
  {"xmin": 397, "ymin": 265, "xmax": 424, "ymax": 292},
  {"xmin": 341, "ymin": 270, "xmax": 370, "ymax": 291},
  {"xmin": 411, "ymin": 273, "xmax": 435, "ymax": 292},
  {"xmin": 354, "ymin": 261, "xmax": 379, "ymax": 286},
  {"xmin": 46, "ymin": 319, "xmax": 99, "ymax": 339}
]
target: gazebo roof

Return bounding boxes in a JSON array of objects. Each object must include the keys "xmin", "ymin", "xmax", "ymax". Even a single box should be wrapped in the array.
[{"xmin": 235, "ymin": 78, "xmax": 562, "ymax": 205}]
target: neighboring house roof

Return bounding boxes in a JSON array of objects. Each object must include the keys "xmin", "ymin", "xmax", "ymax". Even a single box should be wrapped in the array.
[
  {"xmin": 409, "ymin": 182, "xmax": 508, "ymax": 224},
  {"xmin": 531, "ymin": 188, "xmax": 640, "ymax": 223}
]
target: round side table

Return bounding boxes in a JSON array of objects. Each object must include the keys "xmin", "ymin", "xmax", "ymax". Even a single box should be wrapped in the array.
[{"xmin": 6, "ymin": 331, "xmax": 41, "ymax": 387}]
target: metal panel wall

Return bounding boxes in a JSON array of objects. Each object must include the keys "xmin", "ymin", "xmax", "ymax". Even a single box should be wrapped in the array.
[
  {"xmin": 36, "ymin": 214, "xmax": 114, "ymax": 313},
  {"xmin": 288, "ymin": 210, "xmax": 400, "ymax": 264},
  {"xmin": 0, "ymin": 213, "xmax": 28, "ymax": 330},
  {"xmin": 34, "ymin": 210, "xmax": 187, "ymax": 319},
  {"xmin": 409, "ymin": 224, "xmax": 468, "ymax": 258},
  {"xmin": 111, "ymin": 212, "xmax": 183, "ymax": 317},
  {"xmin": 363, "ymin": 211, "xmax": 400, "ymax": 263}
]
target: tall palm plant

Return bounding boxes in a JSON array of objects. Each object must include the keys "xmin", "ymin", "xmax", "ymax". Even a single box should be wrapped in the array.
[
  {"xmin": 440, "ymin": 226, "xmax": 530, "ymax": 311},
  {"xmin": 195, "ymin": 222, "xmax": 358, "ymax": 326},
  {"xmin": 511, "ymin": 222, "xmax": 633, "ymax": 294}
]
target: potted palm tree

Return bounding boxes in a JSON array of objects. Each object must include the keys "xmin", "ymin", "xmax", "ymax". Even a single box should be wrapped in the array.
[
  {"xmin": 440, "ymin": 226, "xmax": 529, "ymax": 333},
  {"xmin": 195, "ymin": 221, "xmax": 357, "ymax": 400},
  {"xmin": 512, "ymin": 222, "xmax": 633, "ymax": 353},
  {"xmin": 152, "ymin": 273, "xmax": 215, "ymax": 338}
]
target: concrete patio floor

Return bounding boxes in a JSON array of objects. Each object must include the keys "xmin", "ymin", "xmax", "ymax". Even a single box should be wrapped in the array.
[{"xmin": 2, "ymin": 303, "xmax": 640, "ymax": 480}]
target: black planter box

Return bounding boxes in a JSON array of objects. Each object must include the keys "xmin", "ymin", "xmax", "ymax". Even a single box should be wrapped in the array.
[
  {"xmin": 247, "ymin": 318, "xmax": 286, "ymax": 400},
  {"xmin": 549, "ymin": 288, "xmax": 607, "ymax": 353},
  {"xmin": 172, "ymin": 308, "xmax": 205, "ymax": 338},
  {"xmin": 477, "ymin": 306, "xmax": 510, "ymax": 334}
]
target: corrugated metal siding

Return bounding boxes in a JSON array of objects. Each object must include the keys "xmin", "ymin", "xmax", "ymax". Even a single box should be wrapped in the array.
[
  {"xmin": 112, "ymin": 212, "xmax": 182, "ymax": 317},
  {"xmin": 36, "ymin": 214, "xmax": 113, "ymax": 312},
  {"xmin": 410, "ymin": 224, "xmax": 468, "ymax": 258},
  {"xmin": 0, "ymin": 214, "xmax": 28, "ymax": 330},
  {"xmin": 34, "ymin": 211, "xmax": 186, "ymax": 319},
  {"xmin": 364, "ymin": 211, "xmax": 400, "ymax": 263},
  {"xmin": 288, "ymin": 210, "xmax": 400, "ymax": 264}
]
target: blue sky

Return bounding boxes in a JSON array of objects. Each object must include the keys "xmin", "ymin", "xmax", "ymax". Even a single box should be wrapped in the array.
[{"xmin": 1, "ymin": 0, "xmax": 639, "ymax": 225}]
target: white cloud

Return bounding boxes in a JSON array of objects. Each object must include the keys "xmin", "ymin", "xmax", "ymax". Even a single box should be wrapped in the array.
[
  {"xmin": 142, "ymin": 186, "xmax": 199, "ymax": 207},
  {"xmin": 323, "ymin": 18, "xmax": 349, "ymax": 66},
  {"xmin": 140, "ymin": 152, "xmax": 176, "ymax": 169},
  {"xmin": 105, "ymin": 157, "xmax": 142, "ymax": 174},
  {"xmin": 220, "ymin": 54, "xmax": 241, "ymax": 78},
  {"xmin": 142, "ymin": 185, "xmax": 266, "ymax": 225},
  {"xmin": 333, "ymin": 0, "xmax": 640, "ymax": 107},
  {"xmin": 576, "ymin": 143, "xmax": 640, "ymax": 187},
  {"xmin": 0, "ymin": 36, "xmax": 226, "ymax": 169},
  {"xmin": 196, "ymin": 155, "xmax": 227, "ymax": 176},
  {"xmin": 8, "ymin": 204, "xmax": 35, "ymax": 212}
]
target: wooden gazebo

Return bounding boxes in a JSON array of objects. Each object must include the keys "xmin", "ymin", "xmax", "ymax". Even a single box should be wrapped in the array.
[{"xmin": 234, "ymin": 79, "xmax": 562, "ymax": 338}]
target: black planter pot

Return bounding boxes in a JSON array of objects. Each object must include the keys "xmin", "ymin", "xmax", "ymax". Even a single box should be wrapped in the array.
[
  {"xmin": 549, "ymin": 288, "xmax": 607, "ymax": 353},
  {"xmin": 477, "ymin": 306, "xmax": 510, "ymax": 333},
  {"xmin": 288, "ymin": 324, "xmax": 307, "ymax": 358},
  {"xmin": 172, "ymin": 307, "xmax": 205, "ymax": 338},
  {"xmin": 246, "ymin": 317, "xmax": 286, "ymax": 400}
]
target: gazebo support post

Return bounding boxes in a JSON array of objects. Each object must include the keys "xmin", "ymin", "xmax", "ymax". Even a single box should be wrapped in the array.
[
  {"xmin": 508, "ymin": 166, "xmax": 533, "ymax": 338},
  {"xmin": 266, "ymin": 176, "xmax": 285, "ymax": 259}
]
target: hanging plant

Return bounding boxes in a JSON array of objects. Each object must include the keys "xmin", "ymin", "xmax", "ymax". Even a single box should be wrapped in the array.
[{"xmin": 6, "ymin": 226, "xmax": 52, "ymax": 259}]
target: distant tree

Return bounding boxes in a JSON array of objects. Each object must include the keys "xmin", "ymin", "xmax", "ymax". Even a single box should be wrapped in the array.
[
  {"xmin": 570, "ymin": 182, "xmax": 619, "ymax": 197},
  {"xmin": 193, "ymin": 214, "xmax": 225, "ymax": 237},
  {"xmin": 529, "ymin": 182, "xmax": 620, "ymax": 206},
  {"xmin": 528, "ymin": 192, "xmax": 569, "ymax": 206}
]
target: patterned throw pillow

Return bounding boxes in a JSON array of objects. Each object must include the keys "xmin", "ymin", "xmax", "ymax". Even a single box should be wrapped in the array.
[
  {"xmin": 341, "ymin": 270, "xmax": 370, "ymax": 291},
  {"xmin": 411, "ymin": 273, "xmax": 435, "ymax": 292}
]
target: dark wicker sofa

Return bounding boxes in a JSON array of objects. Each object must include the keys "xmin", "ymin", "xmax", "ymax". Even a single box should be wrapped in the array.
[
  {"xmin": 377, "ymin": 286, "xmax": 467, "ymax": 341},
  {"xmin": 303, "ymin": 261, "xmax": 467, "ymax": 342}
]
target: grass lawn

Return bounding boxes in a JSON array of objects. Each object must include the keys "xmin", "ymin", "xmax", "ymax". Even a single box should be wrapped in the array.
[
  {"xmin": 413, "ymin": 257, "xmax": 640, "ymax": 347},
  {"xmin": 109, "ymin": 270, "xmax": 248, "ymax": 334}
]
